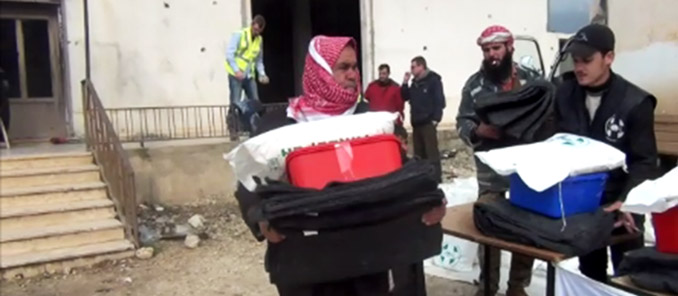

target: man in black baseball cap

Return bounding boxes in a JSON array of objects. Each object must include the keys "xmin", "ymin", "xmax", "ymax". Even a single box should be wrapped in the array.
[{"xmin": 555, "ymin": 23, "xmax": 660, "ymax": 283}]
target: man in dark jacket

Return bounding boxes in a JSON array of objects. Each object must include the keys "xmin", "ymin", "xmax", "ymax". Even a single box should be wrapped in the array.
[
  {"xmin": 365, "ymin": 64, "xmax": 407, "ymax": 142},
  {"xmin": 457, "ymin": 25, "xmax": 541, "ymax": 296},
  {"xmin": 235, "ymin": 35, "xmax": 446, "ymax": 296},
  {"xmin": 555, "ymin": 24, "xmax": 659, "ymax": 283},
  {"xmin": 401, "ymin": 56, "xmax": 445, "ymax": 182}
]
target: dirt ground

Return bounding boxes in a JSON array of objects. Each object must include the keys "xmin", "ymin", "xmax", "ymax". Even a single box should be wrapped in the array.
[{"xmin": 1, "ymin": 145, "xmax": 479, "ymax": 296}]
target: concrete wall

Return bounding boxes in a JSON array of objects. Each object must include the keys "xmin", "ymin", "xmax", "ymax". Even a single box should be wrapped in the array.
[
  {"xmin": 63, "ymin": 0, "xmax": 244, "ymax": 136},
  {"xmin": 124, "ymin": 132, "xmax": 459, "ymax": 205},
  {"xmin": 608, "ymin": 0, "xmax": 678, "ymax": 115},
  {"xmin": 126, "ymin": 140, "xmax": 238, "ymax": 205}
]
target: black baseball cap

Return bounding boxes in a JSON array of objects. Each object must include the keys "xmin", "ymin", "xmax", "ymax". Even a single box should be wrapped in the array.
[{"xmin": 566, "ymin": 24, "xmax": 615, "ymax": 58}]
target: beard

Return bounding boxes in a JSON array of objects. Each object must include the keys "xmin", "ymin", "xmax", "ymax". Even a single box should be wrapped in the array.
[{"xmin": 482, "ymin": 53, "xmax": 513, "ymax": 84}]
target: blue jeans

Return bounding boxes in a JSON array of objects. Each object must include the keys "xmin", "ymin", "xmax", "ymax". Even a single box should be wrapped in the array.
[
  {"xmin": 228, "ymin": 75, "xmax": 260, "ymax": 133},
  {"xmin": 228, "ymin": 75, "xmax": 259, "ymax": 113}
]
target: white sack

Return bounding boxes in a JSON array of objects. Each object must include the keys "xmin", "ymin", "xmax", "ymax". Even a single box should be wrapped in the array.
[
  {"xmin": 432, "ymin": 179, "xmax": 479, "ymax": 272},
  {"xmin": 556, "ymin": 258, "xmax": 635, "ymax": 296},
  {"xmin": 224, "ymin": 111, "xmax": 398, "ymax": 191},
  {"xmin": 621, "ymin": 167, "xmax": 678, "ymax": 214},
  {"xmin": 475, "ymin": 133, "xmax": 626, "ymax": 192}
]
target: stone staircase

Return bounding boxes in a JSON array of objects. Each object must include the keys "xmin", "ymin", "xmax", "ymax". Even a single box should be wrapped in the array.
[{"xmin": 0, "ymin": 152, "xmax": 135, "ymax": 279}]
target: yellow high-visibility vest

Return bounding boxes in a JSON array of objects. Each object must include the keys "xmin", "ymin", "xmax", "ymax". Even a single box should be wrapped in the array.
[{"xmin": 225, "ymin": 27, "xmax": 262, "ymax": 76}]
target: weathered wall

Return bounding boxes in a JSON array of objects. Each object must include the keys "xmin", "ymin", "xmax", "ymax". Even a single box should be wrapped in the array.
[
  {"xmin": 63, "ymin": 0, "xmax": 244, "ymax": 136},
  {"xmin": 608, "ymin": 0, "xmax": 678, "ymax": 115},
  {"xmin": 61, "ymin": 0, "xmax": 678, "ymax": 139},
  {"xmin": 126, "ymin": 140, "xmax": 238, "ymax": 205}
]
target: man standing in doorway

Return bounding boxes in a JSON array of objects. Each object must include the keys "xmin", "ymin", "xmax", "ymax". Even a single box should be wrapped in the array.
[
  {"xmin": 457, "ymin": 25, "xmax": 541, "ymax": 296},
  {"xmin": 401, "ymin": 56, "xmax": 445, "ymax": 182},
  {"xmin": 226, "ymin": 15, "xmax": 270, "ymax": 136},
  {"xmin": 555, "ymin": 24, "xmax": 658, "ymax": 283},
  {"xmin": 365, "ymin": 64, "xmax": 407, "ymax": 143}
]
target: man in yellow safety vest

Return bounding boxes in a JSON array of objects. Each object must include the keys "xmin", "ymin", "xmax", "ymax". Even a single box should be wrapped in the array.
[{"xmin": 226, "ymin": 15, "xmax": 269, "ymax": 135}]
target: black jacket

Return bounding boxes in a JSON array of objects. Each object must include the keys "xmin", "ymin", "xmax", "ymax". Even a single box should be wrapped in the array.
[
  {"xmin": 401, "ymin": 70, "xmax": 446, "ymax": 127},
  {"xmin": 555, "ymin": 72, "xmax": 659, "ymax": 204},
  {"xmin": 456, "ymin": 64, "xmax": 542, "ymax": 192}
]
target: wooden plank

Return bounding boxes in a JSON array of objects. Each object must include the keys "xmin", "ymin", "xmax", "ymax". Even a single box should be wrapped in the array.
[
  {"xmin": 654, "ymin": 123, "xmax": 678, "ymax": 133},
  {"xmin": 15, "ymin": 19, "xmax": 28, "ymax": 99},
  {"xmin": 655, "ymin": 114, "xmax": 678, "ymax": 124},
  {"xmin": 656, "ymin": 131, "xmax": 678, "ymax": 142},
  {"xmin": 658, "ymin": 142, "xmax": 678, "ymax": 156},
  {"xmin": 440, "ymin": 203, "xmax": 567, "ymax": 263},
  {"xmin": 610, "ymin": 276, "xmax": 673, "ymax": 296}
]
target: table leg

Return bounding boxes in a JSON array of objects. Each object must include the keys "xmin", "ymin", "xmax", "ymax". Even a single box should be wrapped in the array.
[
  {"xmin": 484, "ymin": 244, "xmax": 491, "ymax": 296},
  {"xmin": 547, "ymin": 262, "xmax": 555, "ymax": 296}
]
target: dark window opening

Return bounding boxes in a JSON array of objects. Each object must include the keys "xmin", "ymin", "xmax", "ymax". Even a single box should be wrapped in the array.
[
  {"xmin": 23, "ymin": 19, "xmax": 52, "ymax": 98},
  {"xmin": 251, "ymin": 0, "xmax": 361, "ymax": 104},
  {"xmin": 0, "ymin": 18, "xmax": 52, "ymax": 99},
  {"xmin": 0, "ymin": 19, "xmax": 20, "ymax": 98}
]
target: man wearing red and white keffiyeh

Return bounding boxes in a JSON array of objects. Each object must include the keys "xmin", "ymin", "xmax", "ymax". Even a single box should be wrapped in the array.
[
  {"xmin": 457, "ymin": 25, "xmax": 541, "ymax": 296},
  {"xmin": 287, "ymin": 36, "xmax": 362, "ymax": 122}
]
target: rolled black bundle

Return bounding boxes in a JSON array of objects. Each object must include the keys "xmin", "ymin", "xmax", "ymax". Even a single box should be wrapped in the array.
[
  {"xmin": 474, "ymin": 80, "xmax": 556, "ymax": 142},
  {"xmin": 250, "ymin": 160, "xmax": 444, "ymax": 231}
]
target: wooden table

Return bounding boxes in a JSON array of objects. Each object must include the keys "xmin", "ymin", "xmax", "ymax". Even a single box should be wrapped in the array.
[
  {"xmin": 610, "ymin": 276, "xmax": 673, "ymax": 296},
  {"xmin": 440, "ymin": 203, "xmax": 638, "ymax": 296}
]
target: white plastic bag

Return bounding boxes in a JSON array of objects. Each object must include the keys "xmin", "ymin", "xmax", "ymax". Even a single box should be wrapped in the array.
[
  {"xmin": 622, "ymin": 167, "xmax": 678, "ymax": 214},
  {"xmin": 224, "ymin": 111, "xmax": 398, "ymax": 191},
  {"xmin": 432, "ymin": 179, "xmax": 479, "ymax": 272},
  {"xmin": 475, "ymin": 133, "xmax": 626, "ymax": 192}
]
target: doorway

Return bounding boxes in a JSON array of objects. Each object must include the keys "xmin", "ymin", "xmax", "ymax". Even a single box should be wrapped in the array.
[
  {"xmin": 0, "ymin": 2, "xmax": 66, "ymax": 140},
  {"xmin": 251, "ymin": 0, "xmax": 362, "ymax": 104}
]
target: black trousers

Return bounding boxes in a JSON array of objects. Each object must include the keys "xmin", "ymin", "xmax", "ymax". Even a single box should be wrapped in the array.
[
  {"xmin": 578, "ymin": 213, "xmax": 645, "ymax": 282},
  {"xmin": 412, "ymin": 123, "xmax": 441, "ymax": 182},
  {"xmin": 275, "ymin": 272, "xmax": 389, "ymax": 296},
  {"xmin": 392, "ymin": 262, "xmax": 427, "ymax": 296}
]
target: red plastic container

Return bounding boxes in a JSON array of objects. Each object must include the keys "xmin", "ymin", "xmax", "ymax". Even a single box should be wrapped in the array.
[
  {"xmin": 652, "ymin": 205, "xmax": 678, "ymax": 254},
  {"xmin": 286, "ymin": 134, "xmax": 403, "ymax": 189}
]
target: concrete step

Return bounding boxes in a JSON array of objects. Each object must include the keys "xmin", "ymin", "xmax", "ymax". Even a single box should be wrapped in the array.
[
  {"xmin": 0, "ymin": 152, "xmax": 93, "ymax": 172},
  {"xmin": 0, "ymin": 165, "xmax": 101, "ymax": 189},
  {"xmin": 0, "ymin": 182, "xmax": 108, "ymax": 209},
  {"xmin": 0, "ymin": 199, "xmax": 116, "ymax": 233},
  {"xmin": 0, "ymin": 240, "xmax": 134, "ymax": 270},
  {"xmin": 0, "ymin": 219, "xmax": 125, "ymax": 256}
]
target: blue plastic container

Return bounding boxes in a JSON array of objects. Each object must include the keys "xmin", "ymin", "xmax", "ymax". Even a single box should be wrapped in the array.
[{"xmin": 509, "ymin": 172, "xmax": 608, "ymax": 218}]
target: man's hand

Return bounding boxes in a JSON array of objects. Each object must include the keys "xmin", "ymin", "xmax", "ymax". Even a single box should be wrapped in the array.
[
  {"xmin": 615, "ymin": 212, "xmax": 640, "ymax": 234},
  {"xmin": 258, "ymin": 75, "xmax": 270, "ymax": 85},
  {"xmin": 422, "ymin": 199, "xmax": 447, "ymax": 226},
  {"xmin": 403, "ymin": 72, "xmax": 412, "ymax": 84},
  {"xmin": 475, "ymin": 123, "xmax": 502, "ymax": 140},
  {"xmin": 234, "ymin": 71, "xmax": 245, "ymax": 81},
  {"xmin": 259, "ymin": 221, "xmax": 285, "ymax": 243},
  {"xmin": 604, "ymin": 201, "xmax": 623, "ymax": 213}
]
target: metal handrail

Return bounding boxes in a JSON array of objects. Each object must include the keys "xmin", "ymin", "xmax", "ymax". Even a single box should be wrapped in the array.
[
  {"xmin": 82, "ymin": 80, "xmax": 139, "ymax": 247},
  {"xmin": 104, "ymin": 103, "xmax": 288, "ymax": 145}
]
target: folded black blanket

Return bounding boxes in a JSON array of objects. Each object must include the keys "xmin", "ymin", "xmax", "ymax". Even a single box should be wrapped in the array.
[
  {"xmin": 473, "ymin": 198, "xmax": 615, "ymax": 256},
  {"xmin": 617, "ymin": 247, "xmax": 678, "ymax": 294},
  {"xmin": 271, "ymin": 190, "xmax": 444, "ymax": 232},
  {"xmin": 255, "ymin": 161, "xmax": 440, "ymax": 221},
  {"xmin": 474, "ymin": 80, "xmax": 555, "ymax": 142}
]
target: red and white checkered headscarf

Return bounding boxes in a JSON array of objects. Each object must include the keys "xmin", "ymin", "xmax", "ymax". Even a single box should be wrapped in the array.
[
  {"xmin": 477, "ymin": 25, "xmax": 514, "ymax": 47},
  {"xmin": 287, "ymin": 35, "xmax": 361, "ymax": 122}
]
